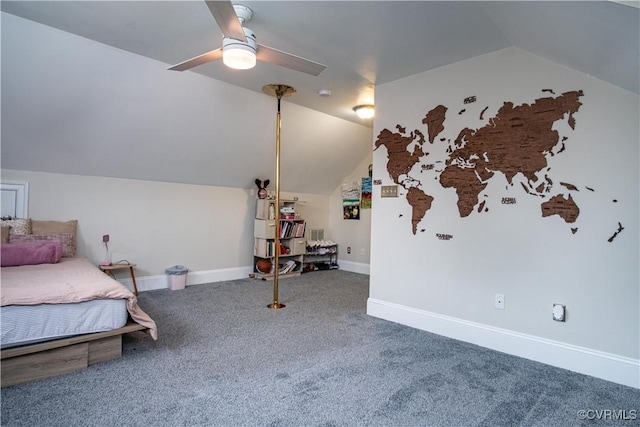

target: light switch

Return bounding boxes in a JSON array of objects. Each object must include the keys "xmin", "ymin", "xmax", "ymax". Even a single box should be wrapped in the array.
[{"xmin": 381, "ymin": 185, "xmax": 398, "ymax": 197}]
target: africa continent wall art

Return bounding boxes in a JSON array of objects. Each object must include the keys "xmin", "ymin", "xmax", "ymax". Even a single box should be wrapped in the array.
[{"xmin": 374, "ymin": 89, "xmax": 624, "ymax": 242}]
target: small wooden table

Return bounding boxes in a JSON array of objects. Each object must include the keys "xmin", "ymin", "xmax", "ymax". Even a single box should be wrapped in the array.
[{"xmin": 99, "ymin": 263, "xmax": 139, "ymax": 296}]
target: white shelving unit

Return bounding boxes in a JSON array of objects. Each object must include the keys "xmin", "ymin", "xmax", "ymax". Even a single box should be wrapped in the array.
[{"xmin": 253, "ymin": 199, "xmax": 305, "ymax": 280}]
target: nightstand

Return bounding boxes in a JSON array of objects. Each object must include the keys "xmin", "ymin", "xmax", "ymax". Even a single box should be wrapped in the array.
[{"xmin": 99, "ymin": 263, "xmax": 139, "ymax": 296}]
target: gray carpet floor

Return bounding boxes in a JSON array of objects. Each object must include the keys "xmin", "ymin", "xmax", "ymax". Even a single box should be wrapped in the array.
[{"xmin": 1, "ymin": 270, "xmax": 638, "ymax": 426}]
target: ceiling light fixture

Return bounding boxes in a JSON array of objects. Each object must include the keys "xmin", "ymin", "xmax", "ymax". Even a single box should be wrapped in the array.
[
  {"xmin": 353, "ymin": 104, "xmax": 375, "ymax": 119},
  {"xmin": 222, "ymin": 28, "xmax": 257, "ymax": 70}
]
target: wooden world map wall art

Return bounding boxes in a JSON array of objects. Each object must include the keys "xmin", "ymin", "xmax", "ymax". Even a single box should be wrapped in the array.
[{"xmin": 374, "ymin": 89, "xmax": 624, "ymax": 243}]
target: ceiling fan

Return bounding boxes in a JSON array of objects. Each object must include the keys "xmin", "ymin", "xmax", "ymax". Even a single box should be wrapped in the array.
[{"xmin": 168, "ymin": 1, "xmax": 326, "ymax": 76}]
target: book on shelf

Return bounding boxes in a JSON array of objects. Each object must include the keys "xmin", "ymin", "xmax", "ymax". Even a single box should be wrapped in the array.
[
  {"xmin": 255, "ymin": 239, "xmax": 292, "ymax": 258},
  {"xmin": 293, "ymin": 222, "xmax": 305, "ymax": 238},
  {"xmin": 278, "ymin": 221, "xmax": 305, "ymax": 239},
  {"xmin": 279, "ymin": 260, "xmax": 297, "ymax": 274},
  {"xmin": 279, "ymin": 205, "xmax": 295, "ymax": 220},
  {"xmin": 279, "ymin": 222, "xmax": 289, "ymax": 239}
]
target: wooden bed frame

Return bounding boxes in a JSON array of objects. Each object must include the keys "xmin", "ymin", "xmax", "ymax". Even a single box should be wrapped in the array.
[{"xmin": 1, "ymin": 321, "xmax": 146, "ymax": 387}]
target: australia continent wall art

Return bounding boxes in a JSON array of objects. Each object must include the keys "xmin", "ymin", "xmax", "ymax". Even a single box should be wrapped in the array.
[{"xmin": 374, "ymin": 89, "xmax": 624, "ymax": 242}]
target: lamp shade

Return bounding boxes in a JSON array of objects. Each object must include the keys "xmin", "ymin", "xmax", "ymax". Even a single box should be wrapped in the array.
[
  {"xmin": 222, "ymin": 28, "xmax": 257, "ymax": 70},
  {"xmin": 353, "ymin": 104, "xmax": 375, "ymax": 119}
]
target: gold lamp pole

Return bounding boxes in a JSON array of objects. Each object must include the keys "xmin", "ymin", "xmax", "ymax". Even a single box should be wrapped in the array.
[{"xmin": 263, "ymin": 84, "xmax": 296, "ymax": 309}]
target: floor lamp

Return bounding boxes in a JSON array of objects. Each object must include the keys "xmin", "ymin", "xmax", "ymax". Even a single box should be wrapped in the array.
[{"xmin": 262, "ymin": 84, "xmax": 296, "ymax": 309}]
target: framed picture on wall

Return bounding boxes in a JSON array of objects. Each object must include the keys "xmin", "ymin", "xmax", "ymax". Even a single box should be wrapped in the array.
[
  {"xmin": 342, "ymin": 181, "xmax": 361, "ymax": 220},
  {"xmin": 361, "ymin": 177, "xmax": 372, "ymax": 209}
]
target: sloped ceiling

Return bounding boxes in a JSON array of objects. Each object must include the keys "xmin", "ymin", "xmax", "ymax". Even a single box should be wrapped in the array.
[
  {"xmin": 1, "ymin": 1, "xmax": 638, "ymax": 195},
  {"xmin": 2, "ymin": 1, "xmax": 637, "ymax": 124}
]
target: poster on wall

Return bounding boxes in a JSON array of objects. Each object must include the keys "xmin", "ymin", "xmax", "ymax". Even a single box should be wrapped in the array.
[
  {"xmin": 361, "ymin": 177, "xmax": 372, "ymax": 209},
  {"xmin": 342, "ymin": 181, "xmax": 360, "ymax": 220}
]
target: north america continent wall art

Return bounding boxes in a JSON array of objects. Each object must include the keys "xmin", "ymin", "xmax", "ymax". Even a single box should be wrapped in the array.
[{"xmin": 374, "ymin": 89, "xmax": 624, "ymax": 242}]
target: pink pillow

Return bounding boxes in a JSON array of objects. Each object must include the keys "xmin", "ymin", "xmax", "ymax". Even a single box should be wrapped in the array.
[
  {"xmin": 1, "ymin": 241, "xmax": 62, "ymax": 267},
  {"xmin": 9, "ymin": 233, "xmax": 75, "ymax": 258}
]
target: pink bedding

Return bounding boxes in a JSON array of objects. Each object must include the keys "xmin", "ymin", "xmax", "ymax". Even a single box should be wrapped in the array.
[{"xmin": 1, "ymin": 257, "xmax": 157, "ymax": 340}]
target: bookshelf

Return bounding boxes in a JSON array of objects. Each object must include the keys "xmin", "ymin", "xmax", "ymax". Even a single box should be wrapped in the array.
[{"xmin": 253, "ymin": 199, "xmax": 305, "ymax": 279}]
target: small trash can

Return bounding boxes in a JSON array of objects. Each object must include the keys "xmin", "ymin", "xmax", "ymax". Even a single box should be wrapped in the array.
[{"xmin": 165, "ymin": 265, "xmax": 188, "ymax": 291}]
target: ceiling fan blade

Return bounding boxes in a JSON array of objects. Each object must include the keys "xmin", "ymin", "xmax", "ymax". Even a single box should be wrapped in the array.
[
  {"xmin": 167, "ymin": 48, "xmax": 223, "ymax": 71},
  {"xmin": 205, "ymin": 0, "xmax": 246, "ymax": 42},
  {"xmin": 257, "ymin": 44, "xmax": 326, "ymax": 76}
]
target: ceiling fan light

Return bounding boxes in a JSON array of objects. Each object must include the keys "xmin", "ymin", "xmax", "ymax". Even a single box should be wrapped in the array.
[
  {"xmin": 223, "ymin": 46, "xmax": 256, "ymax": 70},
  {"xmin": 353, "ymin": 104, "xmax": 375, "ymax": 119},
  {"xmin": 222, "ymin": 27, "xmax": 257, "ymax": 70}
]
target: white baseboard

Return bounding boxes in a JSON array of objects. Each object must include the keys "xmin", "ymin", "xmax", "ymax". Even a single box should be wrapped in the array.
[
  {"xmin": 118, "ymin": 263, "xmax": 368, "ymax": 293},
  {"xmin": 337, "ymin": 260, "xmax": 370, "ymax": 275},
  {"xmin": 367, "ymin": 298, "xmax": 639, "ymax": 389},
  {"xmin": 117, "ymin": 266, "xmax": 254, "ymax": 292}
]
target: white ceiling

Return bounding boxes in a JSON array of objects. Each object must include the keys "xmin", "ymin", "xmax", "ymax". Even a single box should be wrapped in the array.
[{"xmin": 2, "ymin": 1, "xmax": 638, "ymax": 127}]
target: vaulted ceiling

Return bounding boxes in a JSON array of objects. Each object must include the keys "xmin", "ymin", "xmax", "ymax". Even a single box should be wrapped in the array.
[
  {"xmin": 1, "ymin": 1, "xmax": 638, "ymax": 195},
  {"xmin": 3, "ymin": 1, "xmax": 638, "ymax": 126}
]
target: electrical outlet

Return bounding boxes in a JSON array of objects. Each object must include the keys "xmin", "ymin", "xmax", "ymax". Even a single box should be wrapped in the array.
[
  {"xmin": 102, "ymin": 234, "xmax": 110, "ymax": 243},
  {"xmin": 346, "ymin": 246, "xmax": 351, "ymax": 254},
  {"xmin": 552, "ymin": 303, "xmax": 566, "ymax": 322},
  {"xmin": 494, "ymin": 293, "xmax": 505, "ymax": 310}
]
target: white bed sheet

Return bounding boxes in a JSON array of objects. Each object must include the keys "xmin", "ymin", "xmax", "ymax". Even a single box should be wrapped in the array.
[{"xmin": 1, "ymin": 298, "xmax": 128, "ymax": 349}]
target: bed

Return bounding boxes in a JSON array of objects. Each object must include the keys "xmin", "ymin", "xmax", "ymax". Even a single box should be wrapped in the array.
[{"xmin": 0, "ymin": 219, "xmax": 157, "ymax": 387}]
